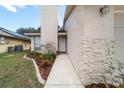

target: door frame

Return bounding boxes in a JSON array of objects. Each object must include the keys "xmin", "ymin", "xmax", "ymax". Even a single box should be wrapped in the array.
[{"xmin": 58, "ymin": 35, "xmax": 67, "ymax": 53}]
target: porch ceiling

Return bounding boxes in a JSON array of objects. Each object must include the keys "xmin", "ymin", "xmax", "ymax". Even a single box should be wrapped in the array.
[{"xmin": 58, "ymin": 32, "xmax": 67, "ymax": 36}]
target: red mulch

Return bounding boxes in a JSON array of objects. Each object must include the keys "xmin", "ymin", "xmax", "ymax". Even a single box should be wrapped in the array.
[
  {"xmin": 85, "ymin": 83, "xmax": 116, "ymax": 88},
  {"xmin": 27, "ymin": 54, "xmax": 55, "ymax": 81}
]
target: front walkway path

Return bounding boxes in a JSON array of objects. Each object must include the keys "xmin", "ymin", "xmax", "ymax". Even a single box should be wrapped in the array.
[{"xmin": 44, "ymin": 54, "xmax": 84, "ymax": 88}]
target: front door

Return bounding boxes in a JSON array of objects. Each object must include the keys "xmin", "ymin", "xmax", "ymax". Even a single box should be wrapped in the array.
[{"xmin": 58, "ymin": 36, "xmax": 66, "ymax": 53}]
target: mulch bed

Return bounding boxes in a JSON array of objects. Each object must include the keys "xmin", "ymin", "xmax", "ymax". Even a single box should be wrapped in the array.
[
  {"xmin": 27, "ymin": 54, "xmax": 55, "ymax": 81},
  {"xmin": 85, "ymin": 83, "xmax": 116, "ymax": 88}
]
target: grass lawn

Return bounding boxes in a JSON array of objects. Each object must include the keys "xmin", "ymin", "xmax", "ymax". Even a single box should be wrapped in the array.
[{"xmin": 0, "ymin": 51, "xmax": 43, "ymax": 88}]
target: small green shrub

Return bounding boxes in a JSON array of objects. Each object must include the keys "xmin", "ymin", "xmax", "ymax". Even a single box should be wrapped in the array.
[
  {"xmin": 41, "ymin": 42, "xmax": 56, "ymax": 54},
  {"xmin": 43, "ymin": 59, "xmax": 50, "ymax": 66},
  {"xmin": 38, "ymin": 55, "xmax": 44, "ymax": 59},
  {"xmin": 43, "ymin": 51, "xmax": 56, "ymax": 62},
  {"xmin": 34, "ymin": 52, "xmax": 40, "ymax": 56},
  {"xmin": 27, "ymin": 43, "xmax": 57, "ymax": 67}
]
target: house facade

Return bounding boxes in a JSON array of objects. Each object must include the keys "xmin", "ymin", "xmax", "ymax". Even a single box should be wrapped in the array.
[
  {"xmin": 0, "ymin": 27, "xmax": 31, "ymax": 53},
  {"xmin": 40, "ymin": 5, "xmax": 124, "ymax": 85},
  {"xmin": 24, "ymin": 32, "xmax": 41, "ymax": 51},
  {"xmin": 64, "ymin": 5, "xmax": 114, "ymax": 85}
]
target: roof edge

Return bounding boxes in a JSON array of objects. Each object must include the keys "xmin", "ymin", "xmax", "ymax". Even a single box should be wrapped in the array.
[
  {"xmin": 63, "ymin": 5, "xmax": 75, "ymax": 25},
  {"xmin": 0, "ymin": 27, "xmax": 30, "ymax": 41}
]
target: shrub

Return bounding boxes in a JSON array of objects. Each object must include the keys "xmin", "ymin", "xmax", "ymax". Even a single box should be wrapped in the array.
[
  {"xmin": 41, "ymin": 42, "xmax": 56, "ymax": 54},
  {"xmin": 43, "ymin": 59, "xmax": 50, "ymax": 66},
  {"xmin": 41, "ymin": 42, "xmax": 57, "ymax": 62},
  {"xmin": 27, "ymin": 43, "xmax": 57, "ymax": 67},
  {"xmin": 43, "ymin": 51, "xmax": 56, "ymax": 62},
  {"xmin": 38, "ymin": 54, "xmax": 44, "ymax": 60}
]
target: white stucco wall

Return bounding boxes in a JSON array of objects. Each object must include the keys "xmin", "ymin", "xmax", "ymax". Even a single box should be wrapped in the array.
[
  {"xmin": 64, "ymin": 6, "xmax": 84, "ymax": 84},
  {"xmin": 114, "ymin": 13, "xmax": 124, "ymax": 63},
  {"xmin": 31, "ymin": 37, "xmax": 34, "ymax": 51},
  {"xmin": 41, "ymin": 6, "xmax": 58, "ymax": 52},
  {"xmin": 64, "ymin": 6, "xmax": 114, "ymax": 85}
]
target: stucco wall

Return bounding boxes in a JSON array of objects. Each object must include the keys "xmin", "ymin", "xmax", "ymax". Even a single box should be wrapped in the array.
[
  {"xmin": 64, "ymin": 6, "xmax": 84, "ymax": 84},
  {"xmin": 31, "ymin": 37, "xmax": 34, "ymax": 51},
  {"xmin": 0, "ymin": 36, "xmax": 30, "ymax": 53},
  {"xmin": 41, "ymin": 6, "xmax": 58, "ymax": 52},
  {"xmin": 114, "ymin": 13, "xmax": 124, "ymax": 63},
  {"xmin": 64, "ymin": 6, "xmax": 115, "ymax": 85}
]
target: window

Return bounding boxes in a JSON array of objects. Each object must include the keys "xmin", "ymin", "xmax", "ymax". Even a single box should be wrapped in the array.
[
  {"xmin": 0, "ymin": 37, "xmax": 5, "ymax": 44},
  {"xmin": 34, "ymin": 36, "xmax": 41, "ymax": 50}
]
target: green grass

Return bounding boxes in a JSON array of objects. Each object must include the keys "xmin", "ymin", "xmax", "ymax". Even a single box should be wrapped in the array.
[{"xmin": 0, "ymin": 51, "xmax": 43, "ymax": 88}]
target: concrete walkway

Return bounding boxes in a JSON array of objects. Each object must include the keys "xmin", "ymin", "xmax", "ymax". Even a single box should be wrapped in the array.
[{"xmin": 44, "ymin": 54, "xmax": 83, "ymax": 88}]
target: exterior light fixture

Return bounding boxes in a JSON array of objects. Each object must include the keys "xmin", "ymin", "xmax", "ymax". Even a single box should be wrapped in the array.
[{"xmin": 100, "ymin": 5, "xmax": 110, "ymax": 15}]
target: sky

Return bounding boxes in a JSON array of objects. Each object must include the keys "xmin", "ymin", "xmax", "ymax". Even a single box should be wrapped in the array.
[{"xmin": 0, "ymin": 5, "xmax": 66, "ymax": 32}]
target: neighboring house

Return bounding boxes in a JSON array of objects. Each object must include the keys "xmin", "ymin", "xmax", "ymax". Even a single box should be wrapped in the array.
[
  {"xmin": 24, "ymin": 32, "xmax": 41, "ymax": 51},
  {"xmin": 0, "ymin": 27, "xmax": 31, "ymax": 53},
  {"xmin": 41, "ymin": 5, "xmax": 124, "ymax": 85}
]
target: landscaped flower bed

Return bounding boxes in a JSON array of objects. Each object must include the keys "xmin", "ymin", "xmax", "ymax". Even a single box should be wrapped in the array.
[
  {"xmin": 26, "ymin": 51, "xmax": 56, "ymax": 80},
  {"xmin": 85, "ymin": 83, "xmax": 116, "ymax": 88}
]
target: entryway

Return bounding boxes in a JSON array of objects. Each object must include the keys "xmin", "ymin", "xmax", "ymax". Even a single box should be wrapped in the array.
[
  {"xmin": 58, "ymin": 36, "xmax": 67, "ymax": 53},
  {"xmin": 58, "ymin": 32, "xmax": 67, "ymax": 53}
]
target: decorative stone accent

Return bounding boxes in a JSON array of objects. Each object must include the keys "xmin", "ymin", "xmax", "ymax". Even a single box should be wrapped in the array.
[{"xmin": 81, "ymin": 37, "xmax": 124, "ymax": 86}]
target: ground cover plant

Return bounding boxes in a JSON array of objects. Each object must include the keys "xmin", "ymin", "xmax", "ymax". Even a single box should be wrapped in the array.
[{"xmin": 27, "ymin": 51, "xmax": 56, "ymax": 80}]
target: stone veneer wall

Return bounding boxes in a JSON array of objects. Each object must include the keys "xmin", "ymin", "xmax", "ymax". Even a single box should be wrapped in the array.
[
  {"xmin": 81, "ymin": 37, "xmax": 124, "ymax": 86},
  {"xmin": 81, "ymin": 38, "xmax": 114, "ymax": 83}
]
